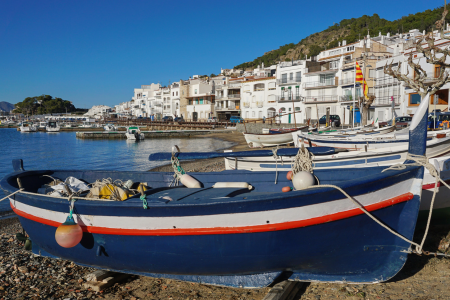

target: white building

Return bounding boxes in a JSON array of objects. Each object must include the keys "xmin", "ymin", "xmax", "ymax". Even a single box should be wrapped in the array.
[{"xmin": 84, "ymin": 105, "xmax": 112, "ymax": 119}]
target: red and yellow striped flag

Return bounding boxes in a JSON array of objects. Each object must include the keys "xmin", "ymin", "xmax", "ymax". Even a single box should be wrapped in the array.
[{"xmin": 355, "ymin": 62, "xmax": 369, "ymax": 100}]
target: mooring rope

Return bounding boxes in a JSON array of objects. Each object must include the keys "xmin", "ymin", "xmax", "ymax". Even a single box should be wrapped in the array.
[
  {"xmin": 0, "ymin": 189, "xmax": 24, "ymax": 202},
  {"xmin": 272, "ymin": 147, "xmax": 280, "ymax": 184},
  {"xmin": 170, "ymin": 145, "xmax": 185, "ymax": 187},
  {"xmin": 299, "ymin": 153, "xmax": 444, "ymax": 255}
]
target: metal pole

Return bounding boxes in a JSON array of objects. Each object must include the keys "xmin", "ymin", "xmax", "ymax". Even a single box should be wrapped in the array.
[
  {"xmin": 434, "ymin": 95, "xmax": 437, "ymax": 129},
  {"xmin": 353, "ymin": 62, "xmax": 356, "ymax": 128}
]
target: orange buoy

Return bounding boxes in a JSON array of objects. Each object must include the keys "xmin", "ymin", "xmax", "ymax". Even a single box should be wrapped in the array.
[
  {"xmin": 55, "ymin": 216, "xmax": 83, "ymax": 248},
  {"xmin": 282, "ymin": 186, "xmax": 292, "ymax": 192},
  {"xmin": 286, "ymin": 171, "xmax": 293, "ymax": 181}
]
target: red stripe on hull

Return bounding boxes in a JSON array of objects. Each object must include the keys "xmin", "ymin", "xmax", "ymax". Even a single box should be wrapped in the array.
[
  {"xmin": 10, "ymin": 192, "xmax": 414, "ymax": 236},
  {"xmin": 422, "ymin": 179, "xmax": 450, "ymax": 190}
]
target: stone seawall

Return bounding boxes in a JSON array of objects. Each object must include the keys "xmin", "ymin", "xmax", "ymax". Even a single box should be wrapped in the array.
[
  {"xmin": 235, "ymin": 123, "xmax": 306, "ymax": 134},
  {"xmin": 76, "ymin": 130, "xmax": 233, "ymax": 139}
]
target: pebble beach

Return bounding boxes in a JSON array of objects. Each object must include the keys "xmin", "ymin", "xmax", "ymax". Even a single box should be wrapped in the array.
[{"xmin": 1, "ymin": 131, "xmax": 450, "ymax": 299}]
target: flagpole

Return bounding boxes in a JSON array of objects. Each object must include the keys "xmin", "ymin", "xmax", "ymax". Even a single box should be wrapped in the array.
[{"xmin": 353, "ymin": 62, "xmax": 356, "ymax": 128}]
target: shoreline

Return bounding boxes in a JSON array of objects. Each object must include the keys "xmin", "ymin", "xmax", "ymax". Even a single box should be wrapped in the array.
[{"xmin": 148, "ymin": 130, "xmax": 249, "ymax": 172}]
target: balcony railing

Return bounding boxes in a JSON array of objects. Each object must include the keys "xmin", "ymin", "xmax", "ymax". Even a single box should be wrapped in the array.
[
  {"xmin": 374, "ymin": 76, "xmax": 401, "ymax": 86},
  {"xmin": 243, "ymin": 102, "xmax": 250, "ymax": 108},
  {"xmin": 277, "ymin": 78, "xmax": 301, "ymax": 85},
  {"xmin": 339, "ymin": 78, "xmax": 355, "ymax": 86},
  {"xmin": 228, "ymin": 94, "xmax": 241, "ymax": 99},
  {"xmin": 228, "ymin": 83, "xmax": 241, "ymax": 89},
  {"xmin": 372, "ymin": 96, "xmax": 401, "ymax": 106},
  {"xmin": 304, "ymin": 95, "xmax": 338, "ymax": 102},
  {"xmin": 276, "ymin": 96, "xmax": 303, "ymax": 102},
  {"xmin": 215, "ymin": 106, "xmax": 237, "ymax": 111},
  {"xmin": 304, "ymin": 81, "xmax": 337, "ymax": 88},
  {"xmin": 256, "ymin": 101, "xmax": 263, "ymax": 108},
  {"xmin": 155, "ymin": 96, "xmax": 161, "ymax": 99}
]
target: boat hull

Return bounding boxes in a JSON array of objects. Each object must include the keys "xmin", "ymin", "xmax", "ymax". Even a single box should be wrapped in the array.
[
  {"xmin": 244, "ymin": 127, "xmax": 307, "ymax": 148},
  {"xmin": 2, "ymin": 166, "xmax": 423, "ymax": 287}
]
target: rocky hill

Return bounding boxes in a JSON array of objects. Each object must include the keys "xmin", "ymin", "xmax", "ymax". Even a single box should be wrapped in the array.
[
  {"xmin": 234, "ymin": 5, "xmax": 448, "ymax": 70},
  {"xmin": 0, "ymin": 102, "xmax": 14, "ymax": 112}
]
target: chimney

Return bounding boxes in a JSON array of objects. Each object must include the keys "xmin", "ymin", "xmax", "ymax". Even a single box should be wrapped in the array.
[
  {"xmin": 423, "ymin": 30, "xmax": 426, "ymax": 35},
  {"xmin": 379, "ymin": 31, "xmax": 381, "ymax": 37},
  {"xmin": 338, "ymin": 41, "xmax": 341, "ymax": 47},
  {"xmin": 387, "ymin": 32, "xmax": 390, "ymax": 37},
  {"xmin": 342, "ymin": 40, "xmax": 347, "ymax": 46}
]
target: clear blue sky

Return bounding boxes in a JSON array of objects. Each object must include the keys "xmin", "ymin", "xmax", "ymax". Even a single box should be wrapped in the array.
[{"xmin": 0, "ymin": 0, "xmax": 441, "ymax": 108}]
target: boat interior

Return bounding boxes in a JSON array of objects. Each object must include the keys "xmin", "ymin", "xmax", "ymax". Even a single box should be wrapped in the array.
[{"xmin": 4, "ymin": 164, "xmax": 417, "ymax": 206}]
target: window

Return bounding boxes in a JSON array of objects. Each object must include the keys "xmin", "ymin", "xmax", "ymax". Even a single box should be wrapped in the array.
[
  {"xmin": 435, "ymin": 65, "xmax": 442, "ymax": 78},
  {"xmin": 409, "ymin": 93, "xmax": 421, "ymax": 106},
  {"xmin": 172, "ymin": 92, "xmax": 174, "ymax": 96},
  {"xmin": 295, "ymin": 86, "xmax": 300, "ymax": 100},
  {"xmin": 282, "ymin": 74, "xmax": 287, "ymax": 84},
  {"xmin": 195, "ymin": 89, "xmax": 197, "ymax": 94},
  {"xmin": 289, "ymin": 73, "xmax": 293, "ymax": 80},
  {"xmin": 295, "ymin": 72, "xmax": 301, "ymax": 82},
  {"xmin": 329, "ymin": 60, "xmax": 339, "ymax": 69},
  {"xmin": 369, "ymin": 69, "xmax": 375, "ymax": 78}
]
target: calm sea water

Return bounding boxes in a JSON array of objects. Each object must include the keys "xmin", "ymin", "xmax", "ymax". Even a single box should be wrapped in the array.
[{"xmin": 0, "ymin": 129, "xmax": 234, "ymax": 212}]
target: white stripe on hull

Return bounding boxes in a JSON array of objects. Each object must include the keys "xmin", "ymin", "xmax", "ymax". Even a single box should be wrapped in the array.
[{"xmin": 11, "ymin": 178, "xmax": 419, "ymax": 230}]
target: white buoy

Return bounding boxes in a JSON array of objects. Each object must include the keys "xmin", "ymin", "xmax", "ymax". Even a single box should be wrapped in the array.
[
  {"xmin": 292, "ymin": 171, "xmax": 315, "ymax": 190},
  {"xmin": 180, "ymin": 174, "xmax": 201, "ymax": 188}
]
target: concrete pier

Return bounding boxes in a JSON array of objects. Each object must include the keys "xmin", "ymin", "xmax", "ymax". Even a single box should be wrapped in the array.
[{"xmin": 75, "ymin": 129, "xmax": 234, "ymax": 139}]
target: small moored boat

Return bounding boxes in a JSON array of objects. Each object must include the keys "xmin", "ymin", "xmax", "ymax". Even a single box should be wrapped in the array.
[
  {"xmin": 125, "ymin": 126, "xmax": 144, "ymax": 140},
  {"xmin": 46, "ymin": 121, "xmax": 60, "ymax": 132}
]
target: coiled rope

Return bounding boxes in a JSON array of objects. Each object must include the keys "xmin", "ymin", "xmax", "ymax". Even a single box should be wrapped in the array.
[{"xmin": 291, "ymin": 143, "xmax": 314, "ymax": 175}]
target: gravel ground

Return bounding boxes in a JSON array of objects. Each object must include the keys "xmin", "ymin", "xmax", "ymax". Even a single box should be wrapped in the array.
[{"xmin": 2, "ymin": 131, "xmax": 450, "ymax": 299}]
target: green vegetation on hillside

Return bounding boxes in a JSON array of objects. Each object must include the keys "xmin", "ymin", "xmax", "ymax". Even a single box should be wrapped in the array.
[
  {"xmin": 14, "ymin": 95, "xmax": 75, "ymax": 115},
  {"xmin": 234, "ymin": 5, "xmax": 450, "ymax": 70}
]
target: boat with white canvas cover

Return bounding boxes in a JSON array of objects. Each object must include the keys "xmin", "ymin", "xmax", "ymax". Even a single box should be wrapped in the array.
[{"xmin": 244, "ymin": 126, "xmax": 308, "ymax": 148}]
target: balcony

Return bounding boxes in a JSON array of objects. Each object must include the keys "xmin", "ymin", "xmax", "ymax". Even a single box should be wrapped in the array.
[
  {"xmin": 155, "ymin": 96, "xmax": 161, "ymax": 99},
  {"xmin": 276, "ymin": 95, "xmax": 303, "ymax": 103},
  {"xmin": 277, "ymin": 78, "xmax": 301, "ymax": 85},
  {"xmin": 305, "ymin": 63, "xmax": 339, "ymax": 74},
  {"xmin": 372, "ymin": 96, "xmax": 401, "ymax": 106},
  {"xmin": 243, "ymin": 102, "xmax": 250, "ymax": 108},
  {"xmin": 374, "ymin": 76, "xmax": 401, "ymax": 86},
  {"xmin": 339, "ymin": 78, "xmax": 355, "ymax": 86},
  {"xmin": 228, "ymin": 94, "xmax": 241, "ymax": 99},
  {"xmin": 304, "ymin": 95, "xmax": 338, "ymax": 103},
  {"xmin": 228, "ymin": 83, "xmax": 241, "ymax": 89},
  {"xmin": 215, "ymin": 106, "xmax": 238, "ymax": 111},
  {"xmin": 256, "ymin": 101, "xmax": 264, "ymax": 108},
  {"xmin": 304, "ymin": 81, "xmax": 337, "ymax": 89}
]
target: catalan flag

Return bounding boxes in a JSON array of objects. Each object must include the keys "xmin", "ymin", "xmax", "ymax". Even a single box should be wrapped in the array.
[{"xmin": 355, "ymin": 62, "xmax": 369, "ymax": 100}]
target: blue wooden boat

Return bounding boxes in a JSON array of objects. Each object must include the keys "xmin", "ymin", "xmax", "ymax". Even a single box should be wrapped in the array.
[{"xmin": 0, "ymin": 97, "xmax": 430, "ymax": 288}]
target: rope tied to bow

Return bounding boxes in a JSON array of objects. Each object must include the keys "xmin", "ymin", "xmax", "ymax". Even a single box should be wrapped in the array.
[
  {"xmin": 291, "ymin": 142, "xmax": 314, "ymax": 175},
  {"xmin": 170, "ymin": 145, "xmax": 186, "ymax": 187}
]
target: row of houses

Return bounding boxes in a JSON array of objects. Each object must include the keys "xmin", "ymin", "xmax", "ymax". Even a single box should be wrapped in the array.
[{"xmin": 114, "ymin": 26, "xmax": 450, "ymax": 124}]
